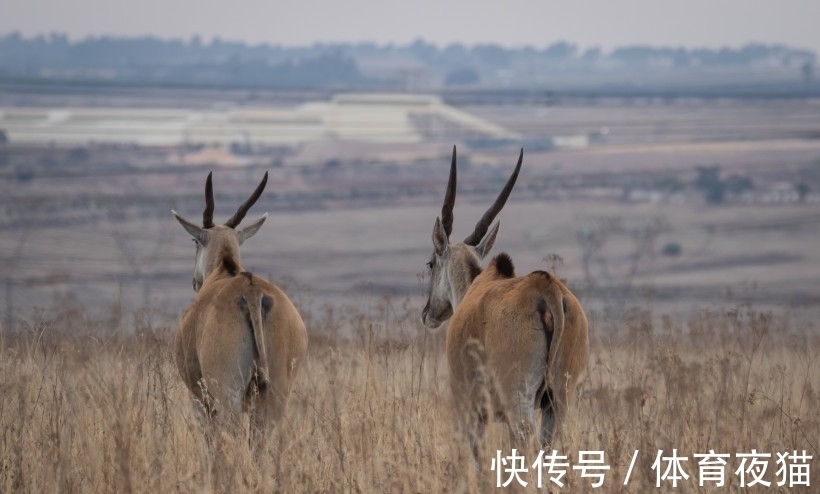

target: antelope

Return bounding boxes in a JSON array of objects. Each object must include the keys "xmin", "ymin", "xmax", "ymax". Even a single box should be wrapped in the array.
[
  {"xmin": 421, "ymin": 147, "xmax": 589, "ymax": 457},
  {"xmin": 172, "ymin": 172, "xmax": 308, "ymax": 430}
]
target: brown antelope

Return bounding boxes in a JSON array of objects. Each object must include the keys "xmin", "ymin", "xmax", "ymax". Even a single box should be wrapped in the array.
[
  {"xmin": 421, "ymin": 147, "xmax": 589, "ymax": 457},
  {"xmin": 172, "ymin": 172, "xmax": 308, "ymax": 429}
]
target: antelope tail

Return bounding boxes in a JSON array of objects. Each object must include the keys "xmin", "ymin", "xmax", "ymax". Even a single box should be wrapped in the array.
[
  {"xmin": 547, "ymin": 290, "xmax": 566, "ymax": 386},
  {"xmin": 534, "ymin": 272, "xmax": 566, "ymax": 382},
  {"xmin": 241, "ymin": 292, "xmax": 273, "ymax": 390}
]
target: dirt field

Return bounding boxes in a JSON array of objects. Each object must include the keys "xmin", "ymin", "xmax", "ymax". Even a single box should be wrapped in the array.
[
  {"xmin": 2, "ymin": 192, "xmax": 820, "ymax": 328},
  {"xmin": 2, "ymin": 98, "xmax": 819, "ymax": 329}
]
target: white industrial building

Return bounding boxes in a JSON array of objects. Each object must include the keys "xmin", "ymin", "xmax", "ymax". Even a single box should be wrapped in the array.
[{"xmin": 0, "ymin": 93, "xmax": 520, "ymax": 147}]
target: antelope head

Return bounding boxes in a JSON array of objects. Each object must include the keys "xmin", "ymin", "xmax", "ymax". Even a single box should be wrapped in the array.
[
  {"xmin": 172, "ymin": 172, "xmax": 268, "ymax": 292},
  {"xmin": 421, "ymin": 146, "xmax": 522, "ymax": 328}
]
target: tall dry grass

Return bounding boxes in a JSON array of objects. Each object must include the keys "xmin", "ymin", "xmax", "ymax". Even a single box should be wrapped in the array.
[{"xmin": 0, "ymin": 300, "xmax": 817, "ymax": 493}]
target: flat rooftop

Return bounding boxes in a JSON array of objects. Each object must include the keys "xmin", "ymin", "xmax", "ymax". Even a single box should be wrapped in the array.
[{"xmin": 0, "ymin": 93, "xmax": 519, "ymax": 147}]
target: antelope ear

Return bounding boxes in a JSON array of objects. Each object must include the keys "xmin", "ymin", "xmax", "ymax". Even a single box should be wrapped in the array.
[
  {"xmin": 475, "ymin": 221, "xmax": 500, "ymax": 259},
  {"xmin": 172, "ymin": 210, "xmax": 208, "ymax": 244},
  {"xmin": 432, "ymin": 217, "xmax": 449, "ymax": 256},
  {"xmin": 237, "ymin": 213, "xmax": 268, "ymax": 245}
]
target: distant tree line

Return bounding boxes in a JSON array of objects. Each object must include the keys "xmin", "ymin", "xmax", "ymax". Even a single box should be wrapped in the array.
[
  {"xmin": 0, "ymin": 33, "xmax": 366, "ymax": 88},
  {"xmin": 0, "ymin": 32, "xmax": 816, "ymax": 89}
]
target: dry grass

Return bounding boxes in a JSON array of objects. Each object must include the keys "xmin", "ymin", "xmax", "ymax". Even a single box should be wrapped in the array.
[{"xmin": 1, "ymin": 300, "xmax": 818, "ymax": 493}]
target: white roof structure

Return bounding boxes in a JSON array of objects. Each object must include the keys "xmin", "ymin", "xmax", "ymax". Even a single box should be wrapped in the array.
[{"xmin": 0, "ymin": 93, "xmax": 519, "ymax": 147}]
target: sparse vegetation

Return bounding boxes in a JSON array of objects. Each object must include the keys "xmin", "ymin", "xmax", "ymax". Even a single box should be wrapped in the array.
[
  {"xmin": 693, "ymin": 166, "xmax": 757, "ymax": 204},
  {"xmin": 661, "ymin": 242, "xmax": 682, "ymax": 257},
  {"xmin": 796, "ymin": 181, "xmax": 811, "ymax": 202},
  {"xmin": 12, "ymin": 163, "xmax": 34, "ymax": 183},
  {"xmin": 694, "ymin": 166, "xmax": 726, "ymax": 204},
  {"xmin": 445, "ymin": 67, "xmax": 481, "ymax": 86},
  {"xmin": 0, "ymin": 299, "xmax": 817, "ymax": 493}
]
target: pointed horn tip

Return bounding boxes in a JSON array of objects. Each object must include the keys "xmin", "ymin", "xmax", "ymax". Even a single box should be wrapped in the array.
[
  {"xmin": 223, "ymin": 173, "xmax": 269, "ymax": 228},
  {"xmin": 258, "ymin": 171, "xmax": 269, "ymax": 189}
]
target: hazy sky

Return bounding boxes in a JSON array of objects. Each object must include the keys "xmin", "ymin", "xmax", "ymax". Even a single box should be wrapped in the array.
[{"xmin": 3, "ymin": 0, "xmax": 820, "ymax": 53}]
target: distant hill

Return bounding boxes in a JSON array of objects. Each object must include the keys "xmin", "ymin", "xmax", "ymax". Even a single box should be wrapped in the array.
[{"xmin": 0, "ymin": 32, "xmax": 816, "ymax": 92}]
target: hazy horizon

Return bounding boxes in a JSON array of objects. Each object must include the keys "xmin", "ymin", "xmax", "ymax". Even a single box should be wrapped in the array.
[{"xmin": 3, "ymin": 0, "xmax": 820, "ymax": 54}]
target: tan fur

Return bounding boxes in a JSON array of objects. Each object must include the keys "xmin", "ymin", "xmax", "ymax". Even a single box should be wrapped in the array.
[
  {"xmin": 172, "ymin": 172, "xmax": 307, "ymax": 430},
  {"xmin": 176, "ymin": 256, "xmax": 308, "ymax": 426},
  {"xmin": 446, "ymin": 254, "xmax": 589, "ymax": 450},
  {"xmin": 422, "ymin": 148, "xmax": 587, "ymax": 454},
  {"xmin": 240, "ymin": 282, "xmax": 270, "ymax": 387}
]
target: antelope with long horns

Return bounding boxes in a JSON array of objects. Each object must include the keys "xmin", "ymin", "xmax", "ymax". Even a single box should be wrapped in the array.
[
  {"xmin": 422, "ymin": 147, "xmax": 589, "ymax": 457},
  {"xmin": 172, "ymin": 172, "xmax": 308, "ymax": 429}
]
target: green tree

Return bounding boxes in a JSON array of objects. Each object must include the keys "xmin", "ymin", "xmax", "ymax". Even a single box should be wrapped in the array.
[
  {"xmin": 445, "ymin": 67, "xmax": 480, "ymax": 86},
  {"xmin": 796, "ymin": 181, "xmax": 810, "ymax": 202},
  {"xmin": 694, "ymin": 166, "xmax": 726, "ymax": 204},
  {"xmin": 14, "ymin": 163, "xmax": 35, "ymax": 182},
  {"xmin": 725, "ymin": 175, "xmax": 754, "ymax": 194}
]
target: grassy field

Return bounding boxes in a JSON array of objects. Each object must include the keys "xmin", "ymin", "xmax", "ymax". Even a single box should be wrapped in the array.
[{"xmin": 1, "ymin": 298, "xmax": 817, "ymax": 493}]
